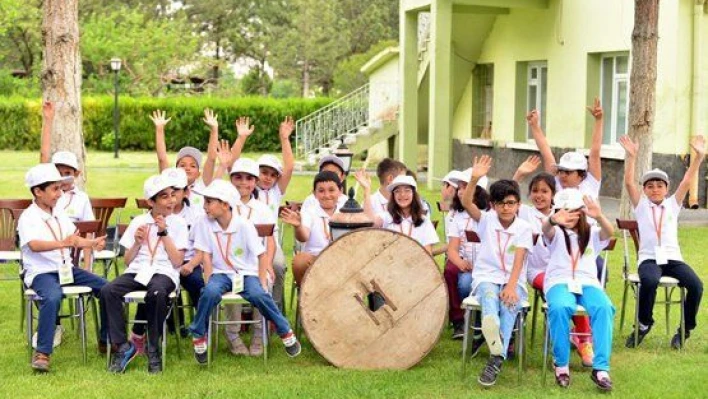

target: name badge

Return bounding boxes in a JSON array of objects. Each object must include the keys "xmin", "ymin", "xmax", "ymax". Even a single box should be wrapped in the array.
[
  {"xmin": 58, "ymin": 263, "xmax": 74, "ymax": 285},
  {"xmin": 568, "ymin": 280, "xmax": 583, "ymax": 295},
  {"xmin": 231, "ymin": 273, "xmax": 244, "ymax": 294},
  {"xmin": 135, "ymin": 267, "xmax": 155, "ymax": 286},
  {"xmin": 654, "ymin": 246, "xmax": 668, "ymax": 265}
]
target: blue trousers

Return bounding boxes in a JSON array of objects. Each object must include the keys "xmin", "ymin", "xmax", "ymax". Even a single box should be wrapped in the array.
[
  {"xmin": 546, "ymin": 284, "xmax": 615, "ymax": 370},
  {"xmin": 458, "ymin": 271, "xmax": 473, "ymax": 299},
  {"xmin": 475, "ymin": 282, "xmax": 527, "ymax": 359},
  {"xmin": 189, "ymin": 274, "xmax": 291, "ymax": 338},
  {"xmin": 30, "ymin": 269, "xmax": 108, "ymax": 355}
]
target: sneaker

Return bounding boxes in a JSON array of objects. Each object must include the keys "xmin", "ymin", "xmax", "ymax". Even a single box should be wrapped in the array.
[
  {"xmin": 130, "ymin": 332, "xmax": 145, "ymax": 355},
  {"xmin": 577, "ymin": 341, "xmax": 594, "ymax": 367},
  {"xmin": 53, "ymin": 325, "xmax": 64, "ymax": 347},
  {"xmin": 452, "ymin": 322, "xmax": 465, "ymax": 340},
  {"xmin": 281, "ymin": 331, "xmax": 301, "ymax": 358},
  {"xmin": 249, "ymin": 336, "xmax": 264, "ymax": 357},
  {"xmin": 470, "ymin": 335, "xmax": 485, "ymax": 358},
  {"xmin": 625, "ymin": 325, "xmax": 651, "ymax": 348},
  {"xmin": 477, "ymin": 355, "xmax": 503, "ymax": 387},
  {"xmin": 481, "ymin": 315, "xmax": 502, "ymax": 356},
  {"xmin": 591, "ymin": 370, "xmax": 613, "ymax": 392},
  {"xmin": 554, "ymin": 364, "xmax": 571, "ymax": 388},
  {"xmin": 31, "ymin": 351, "xmax": 50, "ymax": 373},
  {"xmin": 108, "ymin": 342, "xmax": 137, "ymax": 373},
  {"xmin": 147, "ymin": 347, "xmax": 162, "ymax": 374},
  {"xmin": 192, "ymin": 337, "xmax": 208, "ymax": 365},
  {"xmin": 670, "ymin": 329, "xmax": 690, "ymax": 350},
  {"xmin": 226, "ymin": 335, "xmax": 250, "ymax": 356}
]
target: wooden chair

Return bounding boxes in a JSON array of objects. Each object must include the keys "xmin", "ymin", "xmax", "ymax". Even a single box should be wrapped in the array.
[
  {"xmin": 0, "ymin": 200, "xmax": 32, "ymax": 271},
  {"xmin": 72, "ymin": 220, "xmax": 102, "ymax": 270},
  {"xmin": 90, "ymin": 198, "xmax": 127, "ymax": 278},
  {"xmin": 135, "ymin": 198, "xmax": 150, "ymax": 210}
]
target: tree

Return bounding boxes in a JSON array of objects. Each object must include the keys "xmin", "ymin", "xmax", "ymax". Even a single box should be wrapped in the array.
[
  {"xmin": 620, "ymin": 0, "xmax": 660, "ymax": 219},
  {"xmin": 41, "ymin": 0, "xmax": 86, "ymax": 185},
  {"xmin": 0, "ymin": 0, "xmax": 42, "ymax": 75}
]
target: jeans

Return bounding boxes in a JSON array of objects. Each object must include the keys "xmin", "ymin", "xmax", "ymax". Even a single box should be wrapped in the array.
[
  {"xmin": 458, "ymin": 271, "xmax": 473, "ymax": 300},
  {"xmin": 546, "ymin": 284, "xmax": 614, "ymax": 370},
  {"xmin": 30, "ymin": 269, "xmax": 108, "ymax": 355},
  {"xmin": 189, "ymin": 274, "xmax": 291, "ymax": 338},
  {"xmin": 474, "ymin": 281, "xmax": 527, "ymax": 359}
]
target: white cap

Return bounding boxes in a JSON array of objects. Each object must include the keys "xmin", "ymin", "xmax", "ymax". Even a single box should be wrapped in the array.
[
  {"xmin": 451, "ymin": 168, "xmax": 489, "ymax": 189},
  {"xmin": 25, "ymin": 163, "xmax": 63, "ymax": 188},
  {"xmin": 230, "ymin": 158, "xmax": 260, "ymax": 178},
  {"xmin": 161, "ymin": 167, "xmax": 188, "ymax": 189},
  {"xmin": 51, "ymin": 151, "xmax": 79, "ymax": 170},
  {"xmin": 641, "ymin": 168, "xmax": 670, "ymax": 186},
  {"xmin": 143, "ymin": 175, "xmax": 173, "ymax": 199},
  {"xmin": 318, "ymin": 155, "xmax": 345, "ymax": 173},
  {"xmin": 194, "ymin": 180, "xmax": 241, "ymax": 209},
  {"xmin": 442, "ymin": 170, "xmax": 461, "ymax": 188},
  {"xmin": 176, "ymin": 147, "xmax": 203, "ymax": 169},
  {"xmin": 257, "ymin": 154, "xmax": 283, "ymax": 175},
  {"xmin": 387, "ymin": 175, "xmax": 418, "ymax": 193},
  {"xmin": 553, "ymin": 188, "xmax": 585, "ymax": 210},
  {"xmin": 557, "ymin": 152, "xmax": 588, "ymax": 171}
]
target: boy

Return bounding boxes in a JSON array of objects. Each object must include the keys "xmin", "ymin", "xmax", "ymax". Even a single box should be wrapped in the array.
[
  {"xmin": 19, "ymin": 163, "xmax": 108, "ymax": 372},
  {"xmin": 189, "ymin": 180, "xmax": 301, "ymax": 364},
  {"xmin": 301, "ymin": 155, "xmax": 348, "ymax": 213},
  {"xmin": 368, "ymin": 158, "xmax": 408, "ymax": 214},
  {"xmin": 620, "ymin": 135, "xmax": 705, "ymax": 349},
  {"xmin": 461, "ymin": 155, "xmax": 533, "ymax": 387},
  {"xmin": 102, "ymin": 175, "xmax": 189, "ymax": 374}
]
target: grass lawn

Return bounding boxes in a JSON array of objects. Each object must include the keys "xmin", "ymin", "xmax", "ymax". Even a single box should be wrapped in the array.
[{"xmin": 0, "ymin": 151, "xmax": 706, "ymax": 398}]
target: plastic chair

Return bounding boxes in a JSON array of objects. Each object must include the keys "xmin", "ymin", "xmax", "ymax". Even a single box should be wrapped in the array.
[
  {"xmin": 207, "ymin": 293, "xmax": 269, "ymax": 366},
  {"xmin": 616, "ymin": 219, "xmax": 686, "ymax": 348},
  {"xmin": 90, "ymin": 197, "xmax": 127, "ymax": 278}
]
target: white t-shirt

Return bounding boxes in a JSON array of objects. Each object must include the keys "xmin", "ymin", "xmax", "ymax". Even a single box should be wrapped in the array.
[
  {"xmin": 369, "ymin": 190, "xmax": 390, "ymax": 215},
  {"xmin": 188, "ymin": 178, "xmax": 206, "ymax": 209},
  {"xmin": 56, "ymin": 188, "xmax": 95, "ymax": 222},
  {"xmin": 193, "ymin": 215, "xmax": 265, "ymax": 276},
  {"xmin": 175, "ymin": 202, "xmax": 205, "ymax": 261},
  {"xmin": 633, "ymin": 195, "xmax": 683, "ymax": 264},
  {"xmin": 379, "ymin": 212, "xmax": 439, "ymax": 248},
  {"xmin": 302, "ymin": 193, "xmax": 347, "ymax": 214},
  {"xmin": 256, "ymin": 184, "xmax": 284, "ymax": 222},
  {"xmin": 235, "ymin": 198, "xmax": 276, "ymax": 251},
  {"xmin": 555, "ymin": 173, "xmax": 601, "ymax": 199},
  {"xmin": 300, "ymin": 205, "xmax": 335, "ymax": 256},
  {"xmin": 518, "ymin": 204, "xmax": 552, "ymax": 283},
  {"xmin": 446, "ymin": 210, "xmax": 480, "ymax": 262},
  {"xmin": 543, "ymin": 226, "xmax": 609, "ymax": 293},
  {"xmin": 119, "ymin": 213, "xmax": 189, "ymax": 286},
  {"xmin": 470, "ymin": 211, "xmax": 534, "ymax": 294},
  {"xmin": 443, "ymin": 209, "xmax": 456, "ymax": 244},
  {"xmin": 19, "ymin": 203, "xmax": 77, "ymax": 287}
]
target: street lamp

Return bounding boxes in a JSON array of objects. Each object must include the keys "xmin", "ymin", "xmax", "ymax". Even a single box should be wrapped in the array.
[
  {"xmin": 110, "ymin": 58, "xmax": 122, "ymax": 159},
  {"xmin": 333, "ymin": 142, "xmax": 354, "ymax": 175}
]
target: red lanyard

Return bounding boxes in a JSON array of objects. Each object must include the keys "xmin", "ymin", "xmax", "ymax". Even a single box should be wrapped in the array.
[
  {"xmin": 398, "ymin": 220, "xmax": 414, "ymax": 237},
  {"xmin": 145, "ymin": 225, "xmax": 163, "ymax": 265},
  {"xmin": 322, "ymin": 217, "xmax": 332, "ymax": 241},
  {"xmin": 568, "ymin": 246, "xmax": 581, "ymax": 279},
  {"xmin": 214, "ymin": 231, "xmax": 237, "ymax": 270},
  {"xmin": 651, "ymin": 206, "xmax": 665, "ymax": 246},
  {"xmin": 236, "ymin": 204, "xmax": 253, "ymax": 220},
  {"xmin": 44, "ymin": 218, "xmax": 67, "ymax": 264},
  {"xmin": 63, "ymin": 192, "xmax": 75, "ymax": 210},
  {"xmin": 263, "ymin": 190, "xmax": 270, "ymax": 205},
  {"xmin": 495, "ymin": 230, "xmax": 513, "ymax": 272}
]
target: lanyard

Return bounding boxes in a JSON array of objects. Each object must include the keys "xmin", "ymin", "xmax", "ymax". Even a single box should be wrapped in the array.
[
  {"xmin": 145, "ymin": 225, "xmax": 163, "ymax": 265},
  {"xmin": 398, "ymin": 220, "xmax": 413, "ymax": 237},
  {"xmin": 63, "ymin": 191, "xmax": 75, "ymax": 210},
  {"xmin": 651, "ymin": 206, "xmax": 665, "ymax": 246},
  {"xmin": 236, "ymin": 204, "xmax": 253, "ymax": 220},
  {"xmin": 495, "ymin": 230, "xmax": 513, "ymax": 273},
  {"xmin": 568, "ymin": 246, "xmax": 581, "ymax": 279},
  {"xmin": 44, "ymin": 218, "xmax": 68, "ymax": 264},
  {"xmin": 263, "ymin": 190, "xmax": 269, "ymax": 205},
  {"xmin": 321, "ymin": 217, "xmax": 332, "ymax": 241},
  {"xmin": 214, "ymin": 231, "xmax": 238, "ymax": 271}
]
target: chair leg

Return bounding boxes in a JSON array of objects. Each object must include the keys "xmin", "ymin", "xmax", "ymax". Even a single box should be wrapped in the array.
[
  {"xmin": 78, "ymin": 296, "xmax": 87, "ymax": 364},
  {"xmin": 214, "ymin": 306, "xmax": 220, "ymax": 356},
  {"xmin": 294, "ymin": 288, "xmax": 302, "ymax": 341},
  {"xmin": 680, "ymin": 287, "xmax": 686, "ymax": 349},
  {"xmin": 162, "ymin": 317, "xmax": 167, "ymax": 370},
  {"xmin": 541, "ymin": 312, "xmax": 549, "ymax": 386},
  {"xmin": 633, "ymin": 283, "xmax": 641, "ymax": 347},
  {"xmin": 172, "ymin": 301, "xmax": 182, "ymax": 359},
  {"xmin": 619, "ymin": 282, "xmax": 630, "ymax": 333},
  {"xmin": 289, "ymin": 281, "xmax": 296, "ymax": 312},
  {"xmin": 207, "ymin": 309, "xmax": 214, "ymax": 367},
  {"xmin": 262, "ymin": 314, "xmax": 268, "ymax": 366},
  {"xmin": 664, "ymin": 287, "xmax": 672, "ymax": 336},
  {"xmin": 90, "ymin": 296, "xmax": 100, "ymax": 345},
  {"xmin": 106, "ymin": 327, "xmax": 112, "ymax": 370},
  {"xmin": 530, "ymin": 291, "xmax": 540, "ymax": 346},
  {"xmin": 460, "ymin": 307, "xmax": 471, "ymax": 379},
  {"xmin": 68, "ymin": 299, "xmax": 76, "ymax": 331},
  {"xmin": 26, "ymin": 298, "xmax": 33, "ymax": 362},
  {"xmin": 20, "ymin": 283, "xmax": 25, "ymax": 332}
]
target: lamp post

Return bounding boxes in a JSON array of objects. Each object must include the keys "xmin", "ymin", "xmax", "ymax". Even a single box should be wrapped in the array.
[
  {"xmin": 110, "ymin": 58, "xmax": 122, "ymax": 159},
  {"xmin": 328, "ymin": 187, "xmax": 374, "ymax": 241},
  {"xmin": 334, "ymin": 142, "xmax": 354, "ymax": 175}
]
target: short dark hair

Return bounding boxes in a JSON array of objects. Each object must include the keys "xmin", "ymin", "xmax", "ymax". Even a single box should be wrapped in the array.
[
  {"xmin": 642, "ymin": 178, "xmax": 668, "ymax": 187},
  {"xmin": 313, "ymin": 171, "xmax": 342, "ymax": 191},
  {"xmin": 405, "ymin": 169, "xmax": 417, "ymax": 180},
  {"xmin": 376, "ymin": 158, "xmax": 407, "ymax": 184},
  {"xmin": 30, "ymin": 181, "xmax": 55, "ymax": 197},
  {"xmin": 489, "ymin": 179, "xmax": 521, "ymax": 203},
  {"xmin": 320, "ymin": 161, "xmax": 345, "ymax": 175}
]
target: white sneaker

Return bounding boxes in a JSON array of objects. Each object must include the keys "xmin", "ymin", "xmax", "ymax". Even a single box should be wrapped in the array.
[
  {"xmin": 481, "ymin": 315, "xmax": 502, "ymax": 356},
  {"xmin": 31, "ymin": 325, "xmax": 64, "ymax": 349}
]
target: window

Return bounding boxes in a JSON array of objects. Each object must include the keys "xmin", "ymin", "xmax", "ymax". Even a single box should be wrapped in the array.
[
  {"xmin": 600, "ymin": 54, "xmax": 629, "ymax": 145},
  {"xmin": 526, "ymin": 62, "xmax": 548, "ymax": 140},
  {"xmin": 472, "ymin": 64, "xmax": 494, "ymax": 139}
]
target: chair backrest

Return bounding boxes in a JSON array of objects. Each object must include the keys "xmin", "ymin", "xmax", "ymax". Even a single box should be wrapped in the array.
[
  {"xmin": 0, "ymin": 199, "xmax": 32, "ymax": 251},
  {"xmin": 616, "ymin": 219, "xmax": 640, "ymax": 278},
  {"xmin": 432, "ymin": 220, "xmax": 439, "ymax": 230},
  {"xmin": 255, "ymin": 224, "xmax": 275, "ymax": 237},
  {"xmin": 135, "ymin": 198, "xmax": 150, "ymax": 210},
  {"xmin": 90, "ymin": 197, "xmax": 127, "ymax": 236},
  {"xmin": 72, "ymin": 220, "xmax": 102, "ymax": 266}
]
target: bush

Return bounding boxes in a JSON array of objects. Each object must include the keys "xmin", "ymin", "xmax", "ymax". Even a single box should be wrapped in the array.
[{"xmin": 0, "ymin": 96, "xmax": 333, "ymax": 152}]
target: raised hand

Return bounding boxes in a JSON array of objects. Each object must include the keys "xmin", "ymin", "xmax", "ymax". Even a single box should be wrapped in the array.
[
  {"xmin": 551, "ymin": 208, "xmax": 581, "ymax": 228},
  {"xmin": 235, "ymin": 117, "xmax": 255, "ymax": 137},
  {"xmin": 353, "ymin": 168, "xmax": 371, "ymax": 192},
  {"xmin": 690, "ymin": 135, "xmax": 706, "ymax": 157},
  {"xmin": 526, "ymin": 110, "xmax": 540, "ymax": 129},
  {"xmin": 582, "ymin": 195, "xmax": 602, "ymax": 219},
  {"xmin": 517, "ymin": 155, "xmax": 542, "ymax": 175},
  {"xmin": 586, "ymin": 97, "xmax": 603, "ymax": 120},
  {"xmin": 42, "ymin": 101, "xmax": 55, "ymax": 121},
  {"xmin": 279, "ymin": 208, "xmax": 301, "ymax": 227},
  {"xmin": 216, "ymin": 139, "xmax": 233, "ymax": 169},
  {"xmin": 149, "ymin": 110, "xmax": 171, "ymax": 128},
  {"xmin": 279, "ymin": 116, "xmax": 295, "ymax": 140},
  {"xmin": 203, "ymin": 108, "xmax": 218, "ymax": 129},
  {"xmin": 618, "ymin": 135, "xmax": 638, "ymax": 158},
  {"xmin": 470, "ymin": 155, "xmax": 492, "ymax": 180}
]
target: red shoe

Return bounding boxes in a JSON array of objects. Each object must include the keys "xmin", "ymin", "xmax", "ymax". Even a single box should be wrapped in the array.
[{"xmin": 130, "ymin": 333, "xmax": 145, "ymax": 355}]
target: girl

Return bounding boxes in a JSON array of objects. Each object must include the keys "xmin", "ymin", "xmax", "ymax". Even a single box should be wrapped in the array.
[{"xmin": 542, "ymin": 189, "xmax": 614, "ymax": 391}]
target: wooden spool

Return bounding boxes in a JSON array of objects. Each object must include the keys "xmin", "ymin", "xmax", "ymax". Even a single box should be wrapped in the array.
[{"xmin": 300, "ymin": 228, "xmax": 448, "ymax": 370}]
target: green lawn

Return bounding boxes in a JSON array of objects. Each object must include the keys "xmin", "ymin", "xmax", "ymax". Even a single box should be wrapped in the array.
[{"xmin": 0, "ymin": 151, "xmax": 706, "ymax": 398}]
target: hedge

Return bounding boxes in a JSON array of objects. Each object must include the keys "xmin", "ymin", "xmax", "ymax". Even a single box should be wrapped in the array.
[{"xmin": 0, "ymin": 96, "xmax": 333, "ymax": 152}]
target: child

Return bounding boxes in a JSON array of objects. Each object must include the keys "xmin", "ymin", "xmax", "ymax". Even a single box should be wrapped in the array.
[
  {"xmin": 151, "ymin": 108, "xmax": 219, "ymax": 207},
  {"xmin": 102, "ymin": 175, "xmax": 189, "ymax": 374},
  {"xmin": 460, "ymin": 155, "xmax": 533, "ymax": 387},
  {"xmin": 368, "ymin": 158, "xmax": 408, "ymax": 214},
  {"xmin": 19, "ymin": 163, "xmax": 107, "ymax": 372},
  {"xmin": 301, "ymin": 155, "xmax": 348, "ymax": 213},
  {"xmin": 188, "ymin": 180, "xmax": 301, "ymax": 364},
  {"xmin": 281, "ymin": 171, "xmax": 343, "ymax": 285},
  {"xmin": 542, "ymin": 189, "xmax": 614, "ymax": 391},
  {"xmin": 620, "ymin": 135, "xmax": 705, "ymax": 349},
  {"xmin": 356, "ymin": 173, "xmax": 439, "ymax": 254}
]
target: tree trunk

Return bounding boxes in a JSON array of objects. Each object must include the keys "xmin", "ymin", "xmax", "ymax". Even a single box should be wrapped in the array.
[
  {"xmin": 620, "ymin": 0, "xmax": 660, "ymax": 219},
  {"xmin": 302, "ymin": 59, "xmax": 310, "ymax": 97},
  {"xmin": 41, "ymin": 0, "xmax": 86, "ymax": 187}
]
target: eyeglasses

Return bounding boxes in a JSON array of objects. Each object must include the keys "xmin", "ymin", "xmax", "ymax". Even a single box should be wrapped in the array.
[
  {"xmin": 393, "ymin": 187, "xmax": 414, "ymax": 195},
  {"xmin": 494, "ymin": 200, "xmax": 519, "ymax": 208}
]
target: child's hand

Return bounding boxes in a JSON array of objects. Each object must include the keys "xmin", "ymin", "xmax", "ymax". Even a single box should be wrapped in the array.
[
  {"xmin": 470, "ymin": 155, "xmax": 492, "ymax": 179},
  {"xmin": 149, "ymin": 110, "xmax": 171, "ymax": 128},
  {"xmin": 280, "ymin": 208, "xmax": 301, "ymax": 227},
  {"xmin": 279, "ymin": 116, "xmax": 294, "ymax": 140},
  {"xmin": 526, "ymin": 110, "xmax": 540, "ymax": 128},
  {"xmin": 92, "ymin": 235, "xmax": 107, "ymax": 251},
  {"xmin": 235, "ymin": 117, "xmax": 255, "ymax": 137},
  {"xmin": 42, "ymin": 101, "xmax": 55, "ymax": 121},
  {"xmin": 180, "ymin": 263, "xmax": 195, "ymax": 276},
  {"xmin": 458, "ymin": 260, "xmax": 473, "ymax": 272},
  {"xmin": 216, "ymin": 139, "xmax": 233, "ymax": 169},
  {"xmin": 517, "ymin": 155, "xmax": 542, "ymax": 176},
  {"xmin": 690, "ymin": 135, "xmax": 706, "ymax": 157},
  {"xmin": 586, "ymin": 97, "xmax": 603, "ymax": 120},
  {"xmin": 618, "ymin": 135, "xmax": 638, "ymax": 158},
  {"xmin": 582, "ymin": 196, "xmax": 602, "ymax": 219},
  {"xmin": 551, "ymin": 209, "xmax": 580, "ymax": 228},
  {"xmin": 134, "ymin": 225, "xmax": 148, "ymax": 243},
  {"xmin": 154, "ymin": 215, "xmax": 167, "ymax": 234},
  {"xmin": 353, "ymin": 168, "xmax": 371, "ymax": 192},
  {"xmin": 62, "ymin": 231, "xmax": 80, "ymax": 248},
  {"xmin": 203, "ymin": 108, "xmax": 218, "ymax": 129},
  {"xmin": 500, "ymin": 285, "xmax": 519, "ymax": 307}
]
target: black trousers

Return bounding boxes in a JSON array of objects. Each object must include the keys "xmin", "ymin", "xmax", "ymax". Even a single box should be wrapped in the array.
[
  {"xmin": 638, "ymin": 259, "xmax": 703, "ymax": 331},
  {"xmin": 101, "ymin": 273, "xmax": 176, "ymax": 349}
]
